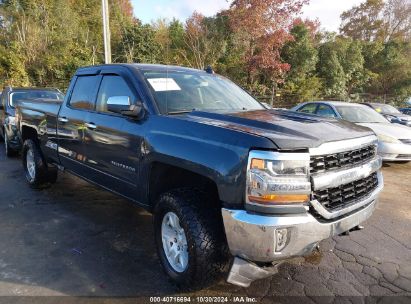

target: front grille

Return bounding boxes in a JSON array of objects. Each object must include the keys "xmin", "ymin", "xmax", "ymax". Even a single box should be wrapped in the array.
[
  {"xmin": 310, "ymin": 145, "xmax": 376, "ymax": 174},
  {"xmin": 400, "ymin": 139, "xmax": 411, "ymax": 145},
  {"xmin": 313, "ymin": 173, "xmax": 379, "ymax": 211}
]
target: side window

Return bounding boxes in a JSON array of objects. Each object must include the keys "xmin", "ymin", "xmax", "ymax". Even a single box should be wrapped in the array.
[
  {"xmin": 96, "ymin": 75, "xmax": 136, "ymax": 113},
  {"xmin": 69, "ymin": 76, "xmax": 100, "ymax": 110},
  {"xmin": 298, "ymin": 104, "xmax": 317, "ymax": 114},
  {"xmin": 316, "ymin": 104, "xmax": 337, "ymax": 118}
]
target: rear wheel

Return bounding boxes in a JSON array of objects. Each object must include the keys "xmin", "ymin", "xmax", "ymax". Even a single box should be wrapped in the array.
[
  {"xmin": 4, "ymin": 132, "xmax": 18, "ymax": 157},
  {"xmin": 22, "ymin": 139, "xmax": 57, "ymax": 189},
  {"xmin": 154, "ymin": 188, "xmax": 230, "ymax": 290}
]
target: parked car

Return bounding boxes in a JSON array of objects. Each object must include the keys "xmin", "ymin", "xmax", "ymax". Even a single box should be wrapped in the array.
[
  {"xmin": 15, "ymin": 64, "xmax": 383, "ymax": 289},
  {"xmin": 292, "ymin": 101, "xmax": 411, "ymax": 161},
  {"xmin": 399, "ymin": 108, "xmax": 411, "ymax": 115},
  {"xmin": 363, "ymin": 102, "xmax": 411, "ymax": 127},
  {"xmin": 0, "ymin": 87, "xmax": 64, "ymax": 156}
]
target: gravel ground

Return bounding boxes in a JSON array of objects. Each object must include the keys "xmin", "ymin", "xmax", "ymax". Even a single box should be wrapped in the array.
[{"xmin": 0, "ymin": 143, "xmax": 410, "ymax": 303}]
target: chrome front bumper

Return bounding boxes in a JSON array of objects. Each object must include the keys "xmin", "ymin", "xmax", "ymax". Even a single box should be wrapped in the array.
[{"xmin": 222, "ymin": 196, "xmax": 379, "ymax": 265}]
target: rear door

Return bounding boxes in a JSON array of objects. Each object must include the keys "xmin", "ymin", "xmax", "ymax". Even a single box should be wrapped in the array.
[
  {"xmin": 81, "ymin": 68, "xmax": 144, "ymax": 199},
  {"xmin": 57, "ymin": 74, "xmax": 101, "ymax": 175}
]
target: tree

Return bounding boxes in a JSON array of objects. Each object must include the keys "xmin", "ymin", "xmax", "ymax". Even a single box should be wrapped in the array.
[
  {"xmin": 116, "ymin": 20, "xmax": 161, "ymax": 63},
  {"xmin": 317, "ymin": 41, "xmax": 347, "ymax": 99},
  {"xmin": 340, "ymin": 0, "xmax": 385, "ymax": 41},
  {"xmin": 176, "ymin": 12, "xmax": 219, "ymax": 69},
  {"xmin": 340, "ymin": 0, "xmax": 411, "ymax": 42},
  {"xmin": 226, "ymin": 0, "xmax": 309, "ymax": 93},
  {"xmin": 366, "ymin": 40, "xmax": 411, "ymax": 100},
  {"xmin": 281, "ymin": 21, "xmax": 321, "ymax": 102},
  {"xmin": 382, "ymin": 0, "xmax": 411, "ymax": 42}
]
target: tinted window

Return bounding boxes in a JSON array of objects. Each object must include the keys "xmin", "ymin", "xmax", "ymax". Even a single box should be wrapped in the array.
[
  {"xmin": 298, "ymin": 104, "xmax": 317, "ymax": 114},
  {"xmin": 96, "ymin": 75, "xmax": 136, "ymax": 113},
  {"xmin": 69, "ymin": 76, "xmax": 99, "ymax": 110},
  {"xmin": 316, "ymin": 104, "xmax": 337, "ymax": 118}
]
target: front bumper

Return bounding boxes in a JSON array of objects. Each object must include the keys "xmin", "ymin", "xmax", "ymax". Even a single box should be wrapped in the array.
[
  {"xmin": 378, "ymin": 141, "xmax": 411, "ymax": 161},
  {"xmin": 222, "ymin": 190, "xmax": 381, "ymax": 264}
]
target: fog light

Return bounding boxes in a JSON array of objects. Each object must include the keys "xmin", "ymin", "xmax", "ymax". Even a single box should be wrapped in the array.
[{"xmin": 275, "ymin": 228, "xmax": 289, "ymax": 252}]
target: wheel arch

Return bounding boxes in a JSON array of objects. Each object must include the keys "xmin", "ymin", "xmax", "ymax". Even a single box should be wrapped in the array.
[{"xmin": 148, "ymin": 162, "xmax": 221, "ymax": 209}]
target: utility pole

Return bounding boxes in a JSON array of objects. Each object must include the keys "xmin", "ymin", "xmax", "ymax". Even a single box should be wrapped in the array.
[{"xmin": 102, "ymin": 0, "xmax": 112, "ymax": 64}]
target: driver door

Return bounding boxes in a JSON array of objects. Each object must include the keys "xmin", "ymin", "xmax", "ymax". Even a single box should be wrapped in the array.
[{"xmin": 82, "ymin": 71, "xmax": 144, "ymax": 199}]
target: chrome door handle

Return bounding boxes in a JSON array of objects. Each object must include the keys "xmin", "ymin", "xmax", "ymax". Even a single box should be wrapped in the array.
[
  {"xmin": 85, "ymin": 122, "xmax": 97, "ymax": 130},
  {"xmin": 58, "ymin": 117, "xmax": 69, "ymax": 123}
]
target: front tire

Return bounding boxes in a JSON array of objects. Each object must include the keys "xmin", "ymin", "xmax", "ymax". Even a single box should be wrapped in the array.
[
  {"xmin": 22, "ymin": 139, "xmax": 57, "ymax": 189},
  {"xmin": 154, "ymin": 188, "xmax": 230, "ymax": 290}
]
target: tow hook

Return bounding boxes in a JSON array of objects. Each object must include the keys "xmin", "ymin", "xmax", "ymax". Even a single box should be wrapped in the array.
[{"xmin": 339, "ymin": 225, "xmax": 364, "ymax": 236}]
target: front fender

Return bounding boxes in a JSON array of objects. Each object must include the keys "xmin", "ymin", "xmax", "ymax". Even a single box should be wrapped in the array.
[{"xmin": 142, "ymin": 116, "xmax": 275, "ymax": 207}]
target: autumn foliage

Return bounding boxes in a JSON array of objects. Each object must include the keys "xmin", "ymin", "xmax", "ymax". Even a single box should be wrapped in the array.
[
  {"xmin": 0, "ymin": 0, "xmax": 410, "ymax": 105},
  {"xmin": 227, "ymin": 0, "xmax": 309, "ymax": 83}
]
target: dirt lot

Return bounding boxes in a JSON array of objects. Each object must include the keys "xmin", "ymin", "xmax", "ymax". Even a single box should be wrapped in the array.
[{"xmin": 0, "ymin": 142, "xmax": 410, "ymax": 302}]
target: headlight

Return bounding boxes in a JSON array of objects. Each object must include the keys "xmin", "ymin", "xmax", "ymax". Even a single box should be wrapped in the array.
[
  {"xmin": 246, "ymin": 151, "xmax": 311, "ymax": 206},
  {"xmin": 377, "ymin": 134, "xmax": 400, "ymax": 144}
]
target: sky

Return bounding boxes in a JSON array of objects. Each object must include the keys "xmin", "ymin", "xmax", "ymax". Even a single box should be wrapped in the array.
[{"xmin": 131, "ymin": 0, "xmax": 364, "ymax": 32}]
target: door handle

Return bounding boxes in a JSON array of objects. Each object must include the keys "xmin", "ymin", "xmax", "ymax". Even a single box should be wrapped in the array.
[
  {"xmin": 85, "ymin": 122, "xmax": 97, "ymax": 130},
  {"xmin": 58, "ymin": 117, "xmax": 69, "ymax": 123}
]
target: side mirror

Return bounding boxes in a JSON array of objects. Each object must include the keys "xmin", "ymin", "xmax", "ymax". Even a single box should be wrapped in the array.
[
  {"xmin": 106, "ymin": 96, "xmax": 145, "ymax": 120},
  {"xmin": 121, "ymin": 103, "xmax": 145, "ymax": 120},
  {"xmin": 107, "ymin": 96, "xmax": 131, "ymax": 114}
]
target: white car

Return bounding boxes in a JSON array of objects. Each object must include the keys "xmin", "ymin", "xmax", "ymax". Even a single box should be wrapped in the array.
[{"xmin": 292, "ymin": 101, "xmax": 411, "ymax": 161}]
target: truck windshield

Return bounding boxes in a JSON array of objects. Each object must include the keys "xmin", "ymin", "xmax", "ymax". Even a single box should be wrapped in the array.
[
  {"xmin": 336, "ymin": 105, "xmax": 388, "ymax": 123},
  {"xmin": 10, "ymin": 90, "xmax": 64, "ymax": 107},
  {"xmin": 143, "ymin": 71, "xmax": 264, "ymax": 114}
]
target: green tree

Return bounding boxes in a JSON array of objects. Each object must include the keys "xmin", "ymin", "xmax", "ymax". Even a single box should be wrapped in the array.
[
  {"xmin": 317, "ymin": 41, "xmax": 347, "ymax": 98},
  {"xmin": 281, "ymin": 22, "xmax": 321, "ymax": 103},
  {"xmin": 366, "ymin": 40, "xmax": 411, "ymax": 101}
]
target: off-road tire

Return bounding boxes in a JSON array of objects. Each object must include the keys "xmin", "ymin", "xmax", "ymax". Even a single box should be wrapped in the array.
[
  {"xmin": 22, "ymin": 139, "xmax": 57, "ymax": 189},
  {"xmin": 4, "ymin": 132, "xmax": 18, "ymax": 157},
  {"xmin": 154, "ymin": 188, "xmax": 230, "ymax": 290}
]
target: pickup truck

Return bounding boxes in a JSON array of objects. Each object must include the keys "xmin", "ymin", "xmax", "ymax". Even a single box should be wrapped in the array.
[
  {"xmin": 0, "ymin": 86, "xmax": 64, "ymax": 156},
  {"xmin": 15, "ymin": 64, "xmax": 384, "ymax": 289}
]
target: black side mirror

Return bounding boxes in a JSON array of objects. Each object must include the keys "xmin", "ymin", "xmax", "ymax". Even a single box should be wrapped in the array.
[
  {"xmin": 106, "ymin": 96, "xmax": 145, "ymax": 120},
  {"xmin": 121, "ymin": 103, "xmax": 145, "ymax": 120}
]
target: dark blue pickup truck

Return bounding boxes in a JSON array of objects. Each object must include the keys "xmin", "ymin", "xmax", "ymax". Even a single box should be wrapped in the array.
[{"xmin": 15, "ymin": 64, "xmax": 383, "ymax": 289}]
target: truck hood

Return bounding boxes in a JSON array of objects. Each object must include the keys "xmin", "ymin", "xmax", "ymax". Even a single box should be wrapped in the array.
[
  {"xmin": 179, "ymin": 109, "xmax": 374, "ymax": 149},
  {"xmin": 358, "ymin": 122, "xmax": 411, "ymax": 139}
]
